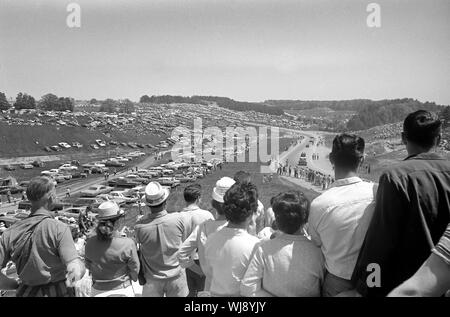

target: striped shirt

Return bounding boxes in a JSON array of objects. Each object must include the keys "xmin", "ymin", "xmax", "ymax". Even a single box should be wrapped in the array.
[{"xmin": 432, "ymin": 223, "xmax": 450, "ymax": 265}]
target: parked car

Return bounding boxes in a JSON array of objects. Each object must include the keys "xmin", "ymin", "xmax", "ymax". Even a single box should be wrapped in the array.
[
  {"xmin": 58, "ymin": 142, "xmax": 71, "ymax": 149},
  {"xmin": 96, "ymin": 194, "xmax": 127, "ymax": 206},
  {"xmin": 80, "ymin": 184, "xmax": 114, "ymax": 197},
  {"xmin": 120, "ymin": 142, "xmax": 128, "ymax": 147},
  {"xmin": 19, "ymin": 164, "xmax": 34, "ymax": 169},
  {"xmin": 72, "ymin": 142, "xmax": 83, "ymax": 148},
  {"xmin": 95, "ymin": 139, "xmax": 107, "ymax": 147},
  {"xmin": 0, "ymin": 214, "xmax": 19, "ymax": 227},
  {"xmin": 41, "ymin": 169, "xmax": 60, "ymax": 177},
  {"xmin": 90, "ymin": 144, "xmax": 99, "ymax": 150},
  {"xmin": 50, "ymin": 145, "xmax": 61, "ymax": 151},
  {"xmin": 4, "ymin": 165, "xmax": 16, "ymax": 171},
  {"xmin": 19, "ymin": 181, "xmax": 30, "ymax": 188},
  {"xmin": 91, "ymin": 166, "xmax": 109, "ymax": 174},
  {"xmin": 136, "ymin": 144, "xmax": 145, "ymax": 149},
  {"xmin": 71, "ymin": 160, "xmax": 81, "ymax": 166},
  {"xmin": 108, "ymin": 190, "xmax": 138, "ymax": 204},
  {"xmin": 110, "ymin": 141, "xmax": 119, "ymax": 146},
  {"xmin": 108, "ymin": 177, "xmax": 141, "ymax": 188},
  {"xmin": 105, "ymin": 160, "xmax": 125, "ymax": 167},
  {"xmin": 155, "ymin": 177, "xmax": 180, "ymax": 188},
  {"xmin": 124, "ymin": 174, "xmax": 149, "ymax": 184},
  {"xmin": 58, "ymin": 206, "xmax": 96, "ymax": 221},
  {"xmin": 70, "ymin": 197, "xmax": 104, "ymax": 209},
  {"xmin": 71, "ymin": 172, "xmax": 88, "ymax": 179},
  {"xmin": 44, "ymin": 146, "xmax": 52, "ymax": 152},
  {"xmin": 59, "ymin": 164, "xmax": 78, "ymax": 171}
]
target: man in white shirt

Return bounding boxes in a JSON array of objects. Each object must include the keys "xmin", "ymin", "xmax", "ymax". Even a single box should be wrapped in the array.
[
  {"xmin": 204, "ymin": 181, "xmax": 260, "ymax": 296},
  {"xmin": 241, "ymin": 191, "xmax": 324, "ymax": 297},
  {"xmin": 179, "ymin": 183, "xmax": 214, "ymax": 296},
  {"xmin": 308, "ymin": 133, "xmax": 377, "ymax": 297},
  {"xmin": 178, "ymin": 177, "xmax": 235, "ymax": 292}
]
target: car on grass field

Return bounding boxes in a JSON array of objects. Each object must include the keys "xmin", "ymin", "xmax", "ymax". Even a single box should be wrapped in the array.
[
  {"xmin": 81, "ymin": 184, "xmax": 114, "ymax": 197},
  {"xmin": 155, "ymin": 177, "xmax": 180, "ymax": 188},
  {"xmin": 4, "ymin": 165, "xmax": 16, "ymax": 171},
  {"xmin": 120, "ymin": 142, "xmax": 128, "ymax": 147},
  {"xmin": 90, "ymin": 144, "xmax": 99, "ymax": 150},
  {"xmin": 41, "ymin": 169, "xmax": 60, "ymax": 177},
  {"xmin": 109, "ymin": 190, "xmax": 139, "ymax": 203},
  {"xmin": 97, "ymin": 193, "xmax": 127, "ymax": 206},
  {"xmin": 58, "ymin": 142, "xmax": 71, "ymax": 149},
  {"xmin": 72, "ymin": 142, "xmax": 83, "ymax": 148},
  {"xmin": 71, "ymin": 172, "xmax": 88, "ymax": 179},
  {"xmin": 110, "ymin": 141, "xmax": 119, "ymax": 146},
  {"xmin": 59, "ymin": 164, "xmax": 78, "ymax": 171},
  {"xmin": 19, "ymin": 164, "xmax": 34, "ymax": 169},
  {"xmin": 124, "ymin": 174, "xmax": 149, "ymax": 184},
  {"xmin": 19, "ymin": 181, "xmax": 30, "ymax": 188},
  {"xmin": 44, "ymin": 146, "xmax": 52, "ymax": 152},
  {"xmin": 96, "ymin": 139, "xmax": 107, "ymax": 147},
  {"xmin": 57, "ymin": 206, "xmax": 96, "ymax": 221},
  {"xmin": 50, "ymin": 145, "xmax": 61, "ymax": 151},
  {"xmin": 108, "ymin": 177, "xmax": 141, "ymax": 188},
  {"xmin": 91, "ymin": 166, "xmax": 109, "ymax": 174},
  {"xmin": 105, "ymin": 160, "xmax": 126, "ymax": 167}
]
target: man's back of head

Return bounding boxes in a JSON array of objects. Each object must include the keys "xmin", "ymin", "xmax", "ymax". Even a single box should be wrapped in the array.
[
  {"xmin": 402, "ymin": 110, "xmax": 442, "ymax": 154},
  {"xmin": 329, "ymin": 134, "xmax": 365, "ymax": 175}
]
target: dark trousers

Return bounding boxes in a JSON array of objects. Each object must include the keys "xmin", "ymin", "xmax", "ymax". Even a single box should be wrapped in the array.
[{"xmin": 186, "ymin": 265, "xmax": 205, "ymax": 297}]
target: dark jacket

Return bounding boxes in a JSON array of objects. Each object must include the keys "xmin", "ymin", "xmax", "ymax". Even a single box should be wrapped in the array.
[{"xmin": 351, "ymin": 152, "xmax": 450, "ymax": 297}]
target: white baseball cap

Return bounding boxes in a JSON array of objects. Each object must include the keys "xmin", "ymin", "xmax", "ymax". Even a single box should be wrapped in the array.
[{"xmin": 212, "ymin": 177, "xmax": 235, "ymax": 203}]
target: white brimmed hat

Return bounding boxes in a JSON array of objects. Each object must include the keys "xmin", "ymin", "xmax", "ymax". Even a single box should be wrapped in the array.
[
  {"xmin": 97, "ymin": 201, "xmax": 125, "ymax": 220},
  {"xmin": 145, "ymin": 181, "xmax": 170, "ymax": 206},
  {"xmin": 212, "ymin": 177, "xmax": 235, "ymax": 203}
]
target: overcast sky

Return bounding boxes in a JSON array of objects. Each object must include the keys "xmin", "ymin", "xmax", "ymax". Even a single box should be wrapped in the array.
[{"xmin": 0, "ymin": 0, "xmax": 449, "ymax": 104}]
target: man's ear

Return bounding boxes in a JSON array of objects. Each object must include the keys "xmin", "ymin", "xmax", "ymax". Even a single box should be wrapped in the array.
[
  {"xmin": 436, "ymin": 133, "xmax": 442, "ymax": 147},
  {"xmin": 401, "ymin": 132, "xmax": 407, "ymax": 145}
]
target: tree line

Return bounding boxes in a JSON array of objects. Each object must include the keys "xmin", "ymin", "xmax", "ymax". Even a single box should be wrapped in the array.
[
  {"xmin": 139, "ymin": 95, "xmax": 284, "ymax": 115},
  {"xmin": 0, "ymin": 92, "xmax": 74, "ymax": 112}
]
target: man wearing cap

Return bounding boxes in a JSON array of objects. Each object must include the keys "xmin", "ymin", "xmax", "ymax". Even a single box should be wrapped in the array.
[
  {"xmin": 134, "ymin": 181, "xmax": 190, "ymax": 297},
  {"xmin": 178, "ymin": 176, "xmax": 235, "ymax": 293},
  {"xmin": 0, "ymin": 176, "xmax": 85, "ymax": 296},
  {"xmin": 178, "ymin": 184, "xmax": 214, "ymax": 297}
]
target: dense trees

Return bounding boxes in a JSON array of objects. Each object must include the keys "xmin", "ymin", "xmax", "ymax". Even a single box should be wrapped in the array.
[
  {"xmin": 39, "ymin": 93, "xmax": 74, "ymax": 111},
  {"xmin": 89, "ymin": 98, "xmax": 98, "ymax": 104},
  {"xmin": 14, "ymin": 93, "xmax": 36, "ymax": 110},
  {"xmin": 0, "ymin": 92, "xmax": 10, "ymax": 111},
  {"xmin": 139, "ymin": 95, "xmax": 152, "ymax": 103}
]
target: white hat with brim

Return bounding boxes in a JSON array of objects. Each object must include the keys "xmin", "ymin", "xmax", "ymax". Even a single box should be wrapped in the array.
[
  {"xmin": 145, "ymin": 181, "xmax": 170, "ymax": 206},
  {"xmin": 212, "ymin": 177, "xmax": 235, "ymax": 203},
  {"xmin": 97, "ymin": 201, "xmax": 125, "ymax": 220}
]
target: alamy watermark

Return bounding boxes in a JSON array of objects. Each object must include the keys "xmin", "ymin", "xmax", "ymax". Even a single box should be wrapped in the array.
[{"xmin": 170, "ymin": 119, "xmax": 281, "ymax": 174}]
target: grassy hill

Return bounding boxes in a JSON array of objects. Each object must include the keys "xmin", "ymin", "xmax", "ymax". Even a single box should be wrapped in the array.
[{"xmin": 0, "ymin": 122, "xmax": 165, "ymax": 158}]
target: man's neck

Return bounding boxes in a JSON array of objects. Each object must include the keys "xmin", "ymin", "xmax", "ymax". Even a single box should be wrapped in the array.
[
  {"xmin": 30, "ymin": 204, "xmax": 46, "ymax": 214},
  {"xmin": 227, "ymin": 222, "xmax": 248, "ymax": 230},
  {"xmin": 186, "ymin": 202, "xmax": 198, "ymax": 209},
  {"xmin": 407, "ymin": 146, "xmax": 435, "ymax": 158},
  {"xmin": 334, "ymin": 169, "xmax": 358, "ymax": 181}
]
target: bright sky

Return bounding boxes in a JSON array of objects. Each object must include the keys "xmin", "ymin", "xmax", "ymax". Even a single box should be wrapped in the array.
[{"xmin": 0, "ymin": 0, "xmax": 449, "ymax": 104}]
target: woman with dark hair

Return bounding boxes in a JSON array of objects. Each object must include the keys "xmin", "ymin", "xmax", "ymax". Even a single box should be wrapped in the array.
[
  {"xmin": 84, "ymin": 201, "xmax": 139, "ymax": 297},
  {"xmin": 241, "ymin": 191, "xmax": 324, "ymax": 297},
  {"xmin": 203, "ymin": 181, "xmax": 260, "ymax": 296}
]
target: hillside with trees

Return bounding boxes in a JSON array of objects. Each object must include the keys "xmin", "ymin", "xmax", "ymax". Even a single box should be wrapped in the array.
[{"xmin": 139, "ymin": 95, "xmax": 284, "ymax": 115}]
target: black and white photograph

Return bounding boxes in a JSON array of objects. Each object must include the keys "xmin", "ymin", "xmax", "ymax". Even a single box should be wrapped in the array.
[{"xmin": 0, "ymin": 0, "xmax": 449, "ymax": 303}]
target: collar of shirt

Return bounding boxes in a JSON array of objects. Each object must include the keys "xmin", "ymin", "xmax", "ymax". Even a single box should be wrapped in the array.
[
  {"xmin": 329, "ymin": 176, "xmax": 362, "ymax": 189},
  {"xmin": 147, "ymin": 210, "xmax": 168, "ymax": 220},
  {"xmin": 277, "ymin": 233, "xmax": 310, "ymax": 242},
  {"xmin": 404, "ymin": 152, "xmax": 445, "ymax": 161},
  {"xmin": 181, "ymin": 204, "xmax": 200, "ymax": 212}
]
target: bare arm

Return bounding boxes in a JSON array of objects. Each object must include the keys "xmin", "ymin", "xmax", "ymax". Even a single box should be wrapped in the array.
[{"xmin": 388, "ymin": 253, "xmax": 450, "ymax": 297}]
